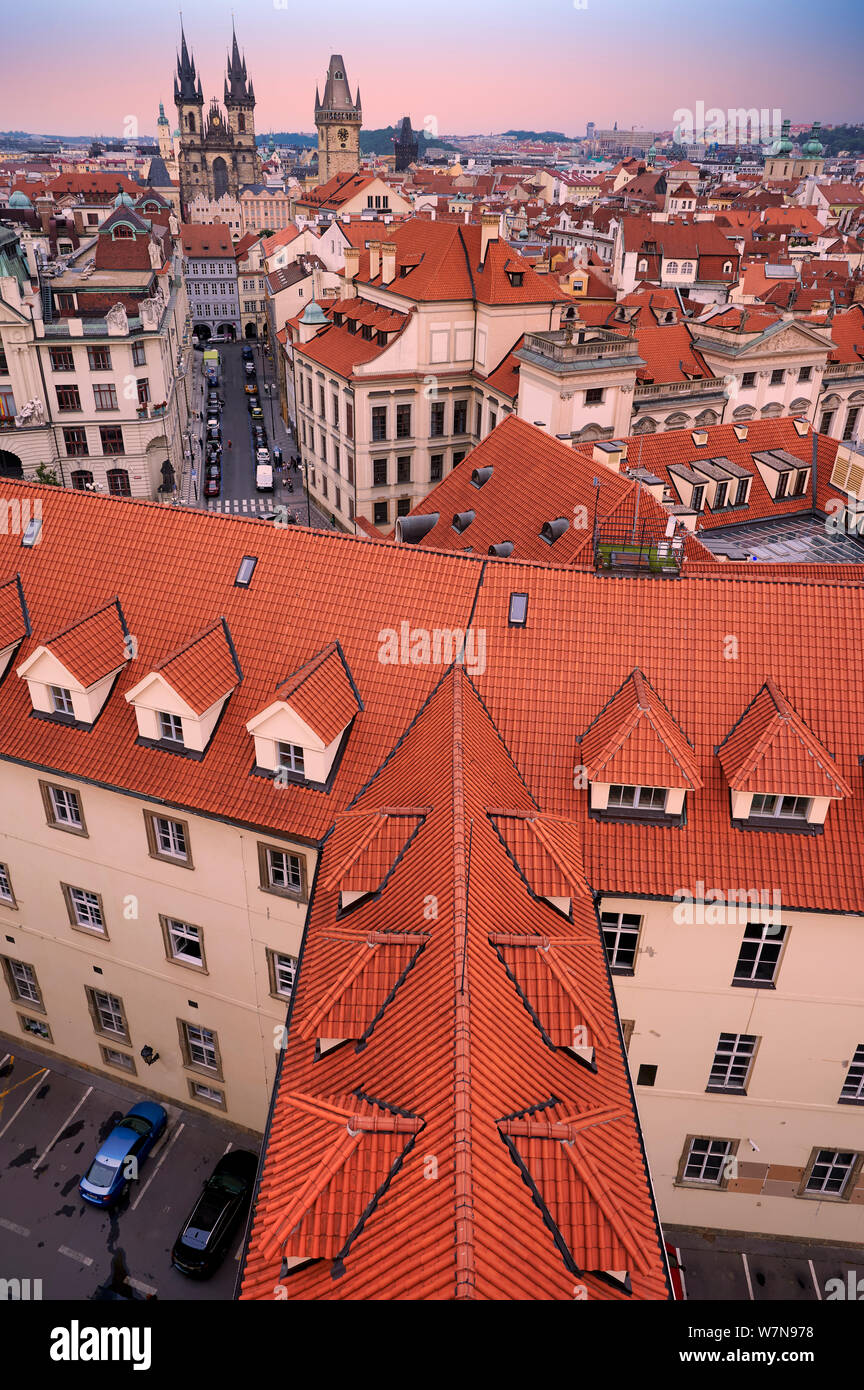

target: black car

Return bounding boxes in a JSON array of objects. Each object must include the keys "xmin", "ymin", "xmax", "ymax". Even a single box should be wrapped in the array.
[
  {"xmin": 241, "ymin": 344, "xmax": 254, "ymax": 361},
  {"xmin": 171, "ymin": 1150, "xmax": 258, "ymax": 1278}
]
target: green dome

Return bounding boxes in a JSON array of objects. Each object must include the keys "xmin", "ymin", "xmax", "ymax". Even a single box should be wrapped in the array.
[
  {"xmin": 299, "ymin": 301, "xmax": 329, "ymax": 326},
  {"xmin": 734, "ymin": 153, "xmax": 742, "ymax": 166},
  {"xmin": 9, "ymin": 190, "xmax": 32, "ymax": 208},
  {"xmin": 802, "ymin": 121, "xmax": 824, "ymax": 158},
  {"xmin": 773, "ymin": 118, "xmax": 794, "ymax": 156}
]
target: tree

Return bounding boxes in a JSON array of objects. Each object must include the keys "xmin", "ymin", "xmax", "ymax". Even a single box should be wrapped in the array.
[{"xmin": 34, "ymin": 462, "xmax": 60, "ymax": 486}]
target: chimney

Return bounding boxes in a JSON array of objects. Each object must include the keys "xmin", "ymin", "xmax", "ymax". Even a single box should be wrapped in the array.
[
  {"xmin": 592, "ymin": 440, "xmax": 627, "ymax": 472},
  {"xmin": 380, "ymin": 242, "xmax": 397, "ymax": 285},
  {"xmin": 369, "ymin": 240, "xmax": 381, "ymax": 278},
  {"xmin": 793, "ymin": 417, "xmax": 809, "ymax": 437},
  {"xmin": 691, "ymin": 428, "xmax": 708, "ymax": 446},
  {"xmin": 344, "ymin": 245, "xmax": 360, "ymax": 282},
  {"xmin": 480, "ymin": 213, "xmax": 499, "ymax": 265}
]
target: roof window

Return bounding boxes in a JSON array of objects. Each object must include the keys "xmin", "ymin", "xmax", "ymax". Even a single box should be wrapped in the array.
[
  {"xmin": 235, "ymin": 555, "xmax": 258, "ymax": 587},
  {"xmin": 21, "ymin": 517, "xmax": 42, "ymax": 548},
  {"xmin": 508, "ymin": 592, "xmax": 528, "ymax": 626}
]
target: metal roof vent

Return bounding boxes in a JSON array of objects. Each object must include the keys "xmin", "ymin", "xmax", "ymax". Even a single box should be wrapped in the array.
[
  {"xmin": 395, "ymin": 513, "xmax": 439, "ymax": 544},
  {"xmin": 488, "ymin": 541, "xmax": 514, "ymax": 557},
  {"xmin": 471, "ymin": 466, "xmax": 494, "ymax": 488},
  {"xmin": 540, "ymin": 517, "xmax": 569, "ymax": 544},
  {"xmin": 452, "ymin": 510, "xmax": 476, "ymax": 533}
]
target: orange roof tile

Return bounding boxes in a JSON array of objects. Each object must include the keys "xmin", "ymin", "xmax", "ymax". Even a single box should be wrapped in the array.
[
  {"xmin": 579, "ymin": 669, "xmax": 704, "ymax": 790},
  {"xmin": 43, "ymin": 599, "xmax": 128, "ymax": 687},
  {"xmin": 277, "ymin": 641, "xmax": 361, "ymax": 745},
  {"xmin": 152, "ymin": 619, "xmax": 240, "ymax": 715},
  {"xmin": 716, "ymin": 679, "xmax": 852, "ymax": 799},
  {"xmin": 0, "ymin": 575, "xmax": 29, "ymax": 652}
]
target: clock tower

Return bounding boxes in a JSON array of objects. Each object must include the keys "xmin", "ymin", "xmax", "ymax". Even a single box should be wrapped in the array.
[{"xmin": 314, "ymin": 55, "xmax": 362, "ymax": 182}]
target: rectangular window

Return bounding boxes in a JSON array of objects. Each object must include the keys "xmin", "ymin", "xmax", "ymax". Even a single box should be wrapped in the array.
[
  {"xmin": 49, "ymin": 347, "xmax": 75, "ymax": 372},
  {"xmin": 87, "ymin": 988, "xmax": 129, "ymax": 1040},
  {"xmin": 373, "ymin": 458, "xmax": 388, "ymax": 487},
  {"xmin": 681, "ymin": 1136, "xmax": 733, "ymax": 1185},
  {"xmin": 157, "ymin": 711, "xmax": 184, "ymax": 744},
  {"xmin": 101, "ymin": 1046, "xmax": 136, "ymax": 1073},
  {"xmin": 734, "ymin": 477, "xmax": 749, "ymax": 506},
  {"xmin": 820, "ymin": 410, "xmax": 835, "ymax": 435},
  {"xmin": 87, "ymin": 346, "xmax": 111, "ymax": 371},
  {"xmin": 346, "ymin": 400, "xmax": 354, "ymax": 439},
  {"xmin": 585, "ymin": 387, "xmax": 604, "ymax": 405},
  {"xmin": 277, "ymin": 742, "xmax": 305, "ymax": 775},
  {"xmin": 163, "ymin": 916, "xmax": 205, "ymax": 968},
  {"xmin": 430, "ymin": 454, "xmax": 443, "ymax": 482},
  {"xmin": 397, "ymin": 456, "xmax": 411, "ymax": 484},
  {"xmin": 267, "ymin": 949, "xmax": 299, "ymax": 1000},
  {"xmin": 775, "ymin": 471, "xmax": 789, "ymax": 499},
  {"xmin": 0, "ymin": 862, "xmax": 14, "ymax": 906},
  {"xmin": 50, "ymin": 685, "xmax": 75, "ymax": 716},
  {"xmin": 3, "ymin": 957, "xmax": 42, "ymax": 1007},
  {"xmin": 132, "ymin": 342, "xmax": 146, "ymax": 367},
  {"xmin": 453, "ymin": 399, "xmax": 468, "ymax": 434},
  {"xmin": 488, "ymin": 410, "xmax": 497, "ymax": 432},
  {"xmin": 741, "ymin": 372, "xmax": 756, "ymax": 388},
  {"xmin": 180, "ymin": 1021, "xmax": 220, "ymax": 1074},
  {"xmin": 137, "ymin": 378, "xmax": 150, "ymax": 406},
  {"xmin": 430, "ymin": 401, "xmax": 445, "ymax": 437},
  {"xmin": 93, "ymin": 384, "xmax": 118, "ymax": 411},
  {"xmin": 843, "ymin": 408, "xmax": 860, "ymax": 442},
  {"xmin": 318, "ymin": 385, "xmax": 325, "ymax": 417},
  {"xmin": 57, "ymin": 385, "xmax": 82, "ymax": 412},
  {"xmin": 714, "ymin": 481, "xmax": 728, "ymax": 509},
  {"xmin": 690, "ymin": 484, "xmax": 705, "ymax": 510},
  {"xmin": 63, "ymin": 427, "xmax": 89, "ymax": 457},
  {"xmin": 332, "ymin": 393, "xmax": 339, "ymax": 427},
  {"xmin": 189, "ymin": 1080, "xmax": 225, "ymax": 1108},
  {"xmin": 840, "ymin": 1045, "xmax": 864, "ymax": 1105},
  {"xmin": 396, "ymin": 497, "xmax": 410, "ymax": 517},
  {"xmin": 145, "ymin": 811, "xmax": 191, "ymax": 865},
  {"xmin": 707, "ymin": 1032, "xmax": 758, "ymax": 1092},
  {"xmin": 798, "ymin": 366, "xmax": 812, "ymax": 382},
  {"xmin": 749, "ymin": 793, "xmax": 810, "ymax": 821},
  {"xmin": 600, "ymin": 911, "xmax": 642, "ymax": 973},
  {"xmin": 259, "ymin": 843, "xmax": 306, "ymax": 898},
  {"xmin": 396, "ymin": 403, "xmax": 412, "ymax": 438},
  {"xmin": 21, "ymin": 1015, "xmax": 52, "ymax": 1041},
  {"xmin": 803, "ymin": 1149, "xmax": 857, "ymax": 1197},
  {"xmin": 770, "ymin": 368, "xmax": 785, "ymax": 386},
  {"xmin": 508, "ymin": 592, "xmax": 528, "ymax": 626},
  {"xmin": 64, "ymin": 884, "xmax": 105, "ymax": 933},
  {"xmin": 475, "ymin": 402, "xmax": 482, "ymax": 435},
  {"xmin": 42, "ymin": 782, "xmax": 85, "ymax": 833},
  {"xmin": 374, "ymin": 499, "xmax": 389, "ymax": 526},
  {"xmin": 607, "ymin": 784, "xmax": 667, "ymax": 812},
  {"xmin": 732, "ymin": 922, "xmax": 787, "ymax": 986},
  {"xmin": 371, "ymin": 406, "xmax": 387, "ymax": 441},
  {"xmin": 99, "ymin": 426, "xmax": 124, "ymax": 455}
]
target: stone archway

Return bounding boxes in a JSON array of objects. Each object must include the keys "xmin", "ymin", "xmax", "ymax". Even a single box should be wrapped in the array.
[
  {"xmin": 244, "ymin": 322, "xmax": 258, "ymax": 339},
  {"xmin": 217, "ymin": 323, "xmax": 236, "ymax": 342},
  {"xmin": 212, "ymin": 157, "xmax": 228, "ymax": 201},
  {"xmin": 0, "ymin": 449, "xmax": 23, "ymax": 478},
  {"xmin": 193, "ymin": 322, "xmax": 211, "ymax": 342}
]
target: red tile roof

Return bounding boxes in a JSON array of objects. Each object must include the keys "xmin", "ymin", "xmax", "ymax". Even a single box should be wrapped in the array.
[
  {"xmin": 151, "ymin": 620, "xmax": 240, "ymax": 715},
  {"xmin": 579, "ymin": 669, "xmax": 703, "ymax": 790},
  {"xmin": 180, "ymin": 223, "xmax": 234, "ymax": 257},
  {"xmin": 240, "ymin": 667, "xmax": 671, "ymax": 1300},
  {"xmin": 41, "ymin": 599, "xmax": 128, "ymax": 687},
  {"xmin": 276, "ymin": 641, "xmax": 361, "ymax": 745},
  {"xmin": 716, "ymin": 679, "xmax": 852, "ymax": 799},
  {"xmin": 0, "ymin": 575, "xmax": 29, "ymax": 652}
]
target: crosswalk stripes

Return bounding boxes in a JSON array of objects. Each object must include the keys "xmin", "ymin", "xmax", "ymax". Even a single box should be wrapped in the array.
[{"xmin": 205, "ymin": 497, "xmax": 280, "ymax": 515}]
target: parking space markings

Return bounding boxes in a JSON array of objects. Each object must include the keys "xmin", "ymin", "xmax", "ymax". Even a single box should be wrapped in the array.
[
  {"xmin": 741, "ymin": 1251, "xmax": 755, "ymax": 1300},
  {"xmin": 58, "ymin": 1246, "xmax": 93, "ymax": 1267},
  {"xmin": 0, "ymin": 1217, "xmax": 30, "ymax": 1238},
  {"xmin": 127, "ymin": 1277, "xmax": 157, "ymax": 1296},
  {"xmin": 130, "ymin": 1122, "xmax": 185, "ymax": 1211},
  {"xmin": 33, "ymin": 1086, "xmax": 93, "ymax": 1170},
  {"xmin": 0, "ymin": 1069, "xmax": 49, "ymax": 1139},
  {"xmin": 809, "ymin": 1260, "xmax": 822, "ymax": 1299},
  {"xmin": 0, "ymin": 1053, "xmax": 10, "ymax": 1069}
]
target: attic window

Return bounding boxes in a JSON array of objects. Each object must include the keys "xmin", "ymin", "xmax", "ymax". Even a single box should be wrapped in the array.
[
  {"xmin": 749, "ymin": 794, "xmax": 811, "ymax": 823},
  {"xmin": 399, "ymin": 264, "xmax": 412, "ymax": 277},
  {"xmin": 507, "ymin": 271, "xmax": 524, "ymax": 287},
  {"xmin": 332, "ymin": 312, "xmax": 343, "ymax": 326},
  {"xmin": 471, "ymin": 466, "xmax": 493, "ymax": 488},
  {"xmin": 361, "ymin": 324, "xmax": 373, "ymax": 340},
  {"xmin": 235, "ymin": 555, "xmax": 258, "ymax": 587},
  {"xmin": 157, "ymin": 711, "xmax": 184, "ymax": 745},
  {"xmin": 21, "ymin": 518, "xmax": 42, "ymax": 548},
  {"xmin": 508, "ymin": 592, "xmax": 528, "ymax": 626}
]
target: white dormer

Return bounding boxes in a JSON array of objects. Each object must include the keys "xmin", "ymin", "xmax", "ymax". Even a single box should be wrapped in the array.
[
  {"xmin": 16, "ymin": 600, "xmax": 129, "ymax": 727},
  {"xmin": 125, "ymin": 620, "xmax": 240, "ymax": 754},
  {"xmin": 246, "ymin": 642, "xmax": 361, "ymax": 784}
]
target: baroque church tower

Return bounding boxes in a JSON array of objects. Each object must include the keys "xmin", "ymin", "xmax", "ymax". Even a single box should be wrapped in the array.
[
  {"xmin": 314, "ymin": 56, "xmax": 362, "ymax": 183},
  {"xmin": 174, "ymin": 24, "xmax": 259, "ymax": 215}
]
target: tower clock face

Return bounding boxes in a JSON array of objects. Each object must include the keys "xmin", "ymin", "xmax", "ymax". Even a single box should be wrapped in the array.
[{"xmin": 338, "ymin": 127, "xmax": 348, "ymax": 143}]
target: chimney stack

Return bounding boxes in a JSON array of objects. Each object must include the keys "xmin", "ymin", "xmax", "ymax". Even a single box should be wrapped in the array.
[
  {"xmin": 344, "ymin": 245, "xmax": 360, "ymax": 283},
  {"xmin": 368, "ymin": 240, "xmax": 381, "ymax": 279},
  {"xmin": 480, "ymin": 213, "xmax": 499, "ymax": 265},
  {"xmin": 380, "ymin": 242, "xmax": 397, "ymax": 285}
]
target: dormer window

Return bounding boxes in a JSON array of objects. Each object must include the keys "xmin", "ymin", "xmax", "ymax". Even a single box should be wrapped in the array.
[
  {"xmin": 734, "ymin": 477, "xmax": 750, "ymax": 506},
  {"xmin": 277, "ymin": 741, "xmax": 305, "ymax": 776},
  {"xmin": 50, "ymin": 685, "xmax": 74, "ymax": 716},
  {"xmin": 690, "ymin": 484, "xmax": 705, "ymax": 510},
  {"xmin": 158, "ymin": 711, "xmax": 184, "ymax": 745},
  {"xmin": 713, "ymin": 481, "xmax": 728, "ymax": 509},
  {"xmin": 666, "ymin": 260, "xmax": 679, "ymax": 274},
  {"xmin": 637, "ymin": 258, "xmax": 648, "ymax": 273},
  {"xmin": 750, "ymin": 794, "xmax": 811, "ymax": 822},
  {"xmin": 608, "ymin": 784, "xmax": 668, "ymax": 813},
  {"xmin": 507, "ymin": 271, "xmax": 524, "ymax": 287}
]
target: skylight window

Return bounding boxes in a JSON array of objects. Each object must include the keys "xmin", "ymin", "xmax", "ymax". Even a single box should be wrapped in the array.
[
  {"xmin": 21, "ymin": 517, "xmax": 42, "ymax": 547},
  {"xmin": 508, "ymin": 592, "xmax": 528, "ymax": 626},
  {"xmin": 235, "ymin": 555, "xmax": 258, "ymax": 587}
]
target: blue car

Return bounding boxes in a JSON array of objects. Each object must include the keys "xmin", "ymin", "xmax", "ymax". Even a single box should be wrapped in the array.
[{"xmin": 79, "ymin": 1102, "xmax": 167, "ymax": 1207}]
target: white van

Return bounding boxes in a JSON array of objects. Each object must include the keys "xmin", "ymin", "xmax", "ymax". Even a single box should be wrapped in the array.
[{"xmin": 255, "ymin": 463, "xmax": 273, "ymax": 492}]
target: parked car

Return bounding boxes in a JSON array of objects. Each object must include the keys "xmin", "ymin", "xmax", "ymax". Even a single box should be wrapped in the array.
[
  {"xmin": 252, "ymin": 428, "xmax": 267, "ymax": 447},
  {"xmin": 249, "ymin": 404, "xmax": 264, "ymax": 420},
  {"xmin": 204, "ymin": 464, "xmax": 221, "ymax": 498},
  {"xmin": 206, "ymin": 426, "xmax": 221, "ymax": 444},
  {"xmin": 205, "ymin": 442, "xmax": 222, "ymax": 463},
  {"xmin": 244, "ymin": 381, "xmax": 258, "ymax": 396},
  {"xmin": 79, "ymin": 1102, "xmax": 167, "ymax": 1207},
  {"xmin": 171, "ymin": 1150, "xmax": 258, "ymax": 1278},
  {"xmin": 241, "ymin": 344, "xmax": 254, "ymax": 360},
  {"xmin": 244, "ymin": 361, "xmax": 256, "ymax": 378}
]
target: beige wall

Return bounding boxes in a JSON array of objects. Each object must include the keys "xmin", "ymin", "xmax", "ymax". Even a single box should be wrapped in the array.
[
  {"xmin": 0, "ymin": 761, "xmax": 314, "ymax": 1132},
  {"xmin": 606, "ymin": 893, "xmax": 864, "ymax": 1242}
]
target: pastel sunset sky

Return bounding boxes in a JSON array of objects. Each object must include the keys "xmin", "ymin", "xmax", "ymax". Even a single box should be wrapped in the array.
[{"xmin": 4, "ymin": 0, "xmax": 863, "ymax": 138}]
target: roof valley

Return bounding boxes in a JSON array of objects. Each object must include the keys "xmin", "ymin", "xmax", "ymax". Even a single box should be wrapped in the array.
[{"xmin": 451, "ymin": 668, "xmax": 476, "ymax": 1299}]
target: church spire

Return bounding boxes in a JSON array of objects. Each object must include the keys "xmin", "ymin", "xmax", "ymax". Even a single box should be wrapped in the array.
[
  {"xmin": 175, "ymin": 22, "xmax": 199, "ymax": 101},
  {"xmin": 225, "ymin": 23, "xmax": 252, "ymax": 103}
]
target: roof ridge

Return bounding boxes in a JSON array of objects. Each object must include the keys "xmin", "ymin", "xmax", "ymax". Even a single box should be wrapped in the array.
[{"xmin": 450, "ymin": 667, "xmax": 476, "ymax": 1300}]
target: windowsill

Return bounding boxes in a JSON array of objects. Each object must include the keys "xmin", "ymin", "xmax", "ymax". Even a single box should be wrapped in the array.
[
  {"xmin": 148, "ymin": 850, "xmax": 193, "ymax": 871},
  {"xmin": 167, "ymin": 955, "xmax": 208, "ymax": 975},
  {"xmin": 608, "ymin": 965, "xmax": 636, "ymax": 977},
  {"xmin": 70, "ymin": 922, "xmax": 108, "ymax": 939},
  {"xmin": 135, "ymin": 734, "xmax": 204, "ymax": 761},
  {"xmin": 591, "ymin": 807, "xmax": 684, "ymax": 828},
  {"xmin": 705, "ymin": 1085, "xmax": 748, "ymax": 1095},
  {"xmin": 730, "ymin": 979, "xmax": 776, "ymax": 990},
  {"xmin": 732, "ymin": 817, "xmax": 822, "ymax": 837},
  {"xmin": 14, "ymin": 997, "xmax": 46, "ymax": 1015},
  {"xmin": 182, "ymin": 1061, "xmax": 224, "ymax": 1082},
  {"xmin": 837, "ymin": 1097, "xmax": 864, "ymax": 1107},
  {"xmin": 46, "ymin": 820, "xmax": 88, "ymax": 838},
  {"xmin": 259, "ymin": 881, "xmax": 307, "ymax": 903},
  {"xmin": 673, "ymin": 1179, "xmax": 729, "ymax": 1192}
]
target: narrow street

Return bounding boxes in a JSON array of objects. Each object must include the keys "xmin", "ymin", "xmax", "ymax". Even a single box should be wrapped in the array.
[{"xmin": 186, "ymin": 339, "xmax": 334, "ymax": 528}]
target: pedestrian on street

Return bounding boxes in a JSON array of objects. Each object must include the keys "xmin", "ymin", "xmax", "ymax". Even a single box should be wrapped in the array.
[{"xmin": 227, "ymin": 440, "xmax": 232, "ymax": 449}]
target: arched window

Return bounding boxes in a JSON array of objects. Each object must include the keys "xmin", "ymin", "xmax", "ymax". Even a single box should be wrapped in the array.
[
  {"xmin": 71, "ymin": 470, "xmax": 94, "ymax": 490},
  {"xmin": 106, "ymin": 468, "xmax": 131, "ymax": 497},
  {"xmin": 637, "ymin": 257, "xmax": 648, "ymax": 273},
  {"xmin": 680, "ymin": 260, "xmax": 694, "ymax": 275},
  {"xmin": 723, "ymin": 260, "xmax": 732, "ymax": 274},
  {"xmin": 238, "ymin": 113, "xmax": 245, "ymax": 133},
  {"xmin": 632, "ymin": 417, "xmax": 657, "ymax": 435},
  {"xmin": 666, "ymin": 260, "xmax": 679, "ymax": 274},
  {"xmin": 112, "ymin": 225, "xmax": 133, "ymax": 239},
  {"xmin": 187, "ymin": 113, "xmax": 196, "ymax": 132}
]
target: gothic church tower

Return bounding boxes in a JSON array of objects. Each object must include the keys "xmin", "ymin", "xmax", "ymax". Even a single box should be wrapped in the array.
[{"xmin": 314, "ymin": 56, "xmax": 362, "ymax": 183}]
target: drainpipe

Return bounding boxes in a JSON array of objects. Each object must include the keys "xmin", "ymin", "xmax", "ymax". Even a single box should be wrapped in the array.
[{"xmin": 811, "ymin": 421, "xmax": 818, "ymax": 513}]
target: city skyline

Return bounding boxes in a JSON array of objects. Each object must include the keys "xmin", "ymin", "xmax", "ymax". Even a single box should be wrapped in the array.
[{"xmin": 3, "ymin": 0, "xmax": 863, "ymax": 139}]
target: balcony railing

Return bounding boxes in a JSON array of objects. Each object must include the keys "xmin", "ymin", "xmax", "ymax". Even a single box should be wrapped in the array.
[
  {"xmin": 521, "ymin": 330, "xmax": 636, "ymax": 364},
  {"xmin": 594, "ymin": 520, "xmax": 684, "ymax": 576},
  {"xmin": 633, "ymin": 376, "xmax": 726, "ymax": 398},
  {"xmin": 824, "ymin": 362, "xmax": 864, "ymax": 380}
]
